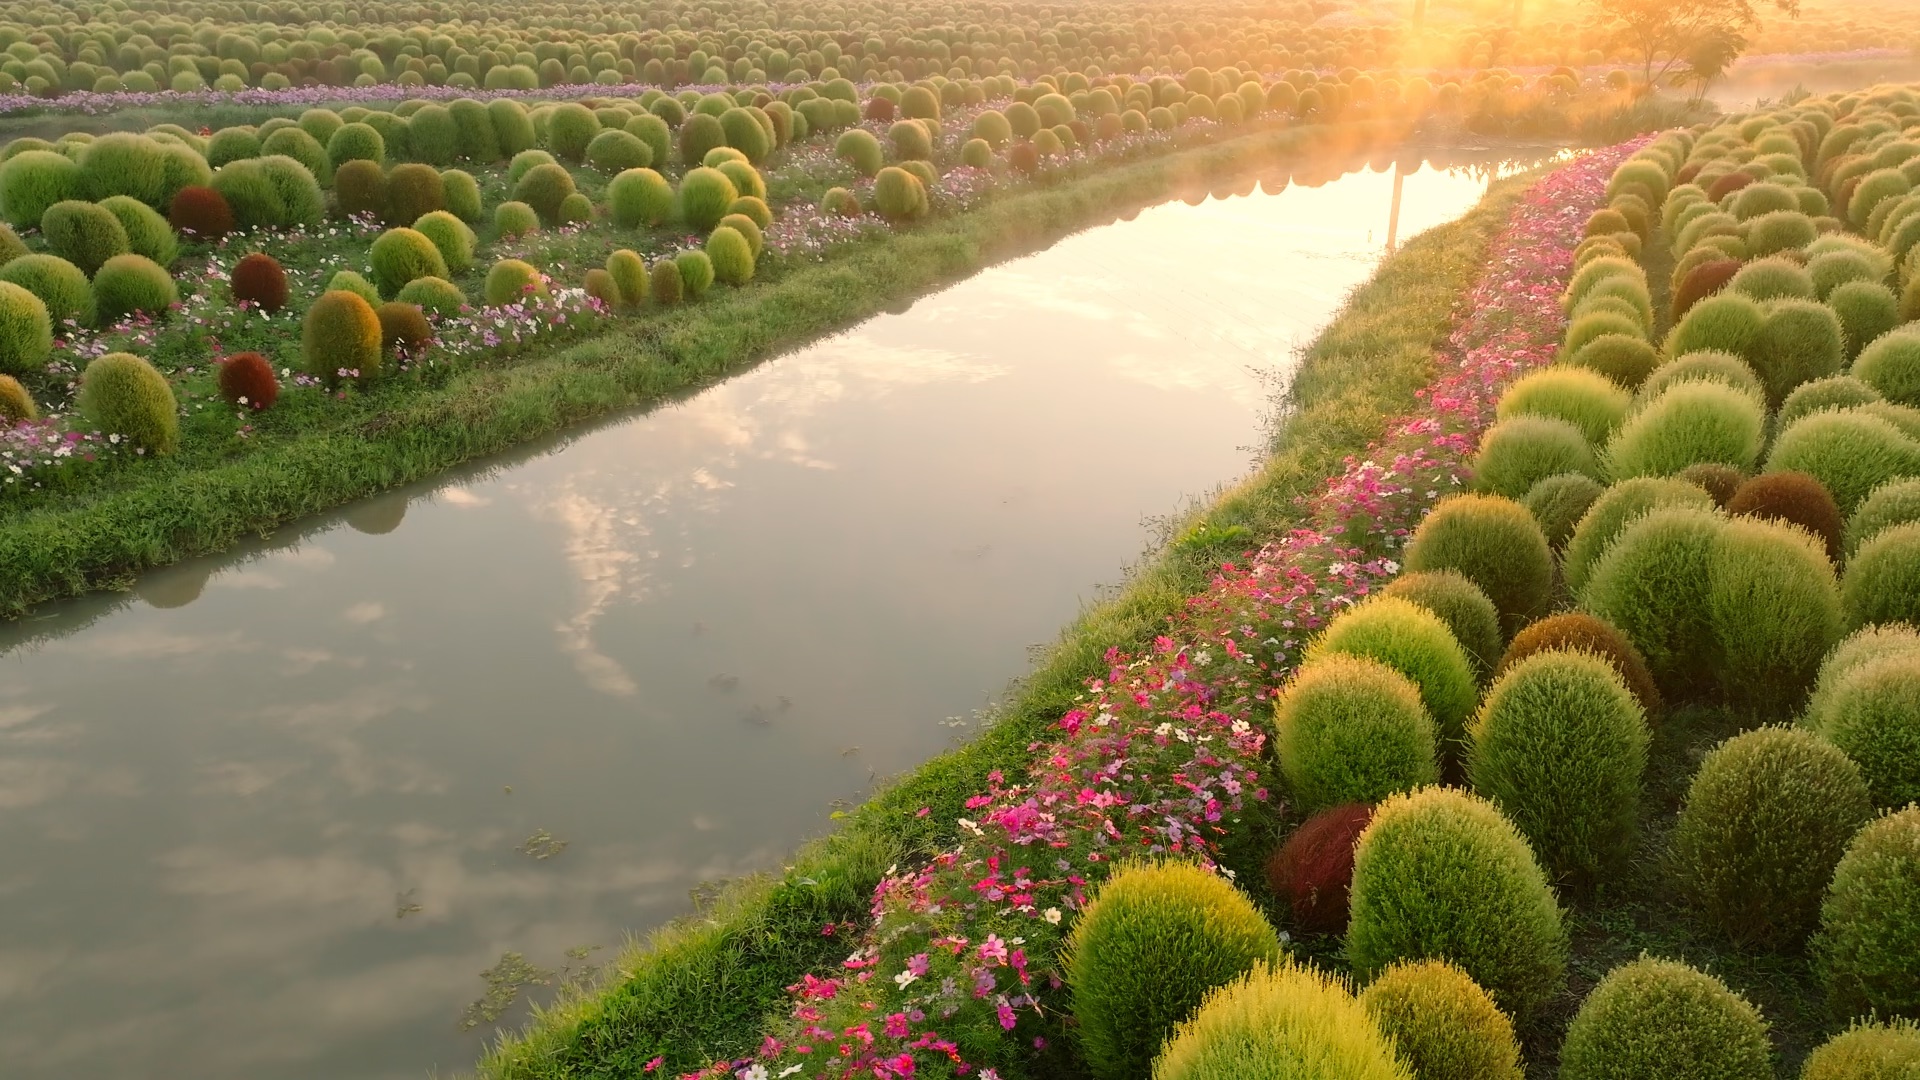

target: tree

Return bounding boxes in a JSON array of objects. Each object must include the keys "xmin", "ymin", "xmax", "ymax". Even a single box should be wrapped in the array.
[
  {"xmin": 1676, "ymin": 25, "xmax": 1748, "ymax": 103},
  {"xmin": 1595, "ymin": 0, "xmax": 1797, "ymax": 90}
]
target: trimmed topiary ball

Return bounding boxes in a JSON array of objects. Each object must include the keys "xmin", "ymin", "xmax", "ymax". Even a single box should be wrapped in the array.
[
  {"xmin": 676, "ymin": 249, "xmax": 714, "ymax": 299},
  {"xmin": 1468, "ymin": 649, "xmax": 1648, "ymax": 886},
  {"xmin": 1855, "ymin": 327, "xmax": 1920, "ymax": 408},
  {"xmin": 1768, "ymin": 410, "xmax": 1920, "ymax": 517},
  {"xmin": 0, "ymin": 373, "xmax": 36, "ymax": 423},
  {"xmin": 1266, "ymin": 803, "xmax": 1374, "ymax": 934},
  {"xmin": 1675, "ymin": 726, "xmax": 1874, "ymax": 946},
  {"xmin": 441, "ymin": 169, "xmax": 481, "ymax": 223},
  {"xmin": 706, "ymin": 225, "xmax": 755, "ymax": 287},
  {"xmin": 1816, "ymin": 806, "xmax": 1920, "ymax": 1018},
  {"xmin": 494, "ymin": 200, "xmax": 538, "ymax": 239},
  {"xmin": 0, "ymin": 253, "xmax": 92, "ymax": 327},
  {"xmin": 1579, "ymin": 505, "xmax": 1723, "ymax": 698},
  {"xmin": 384, "ymin": 163, "xmax": 445, "ymax": 226},
  {"xmin": 1496, "ymin": 611, "xmax": 1661, "ymax": 716},
  {"xmin": 585, "ymin": 129, "xmax": 651, "ymax": 175},
  {"xmin": 556, "ymin": 193, "xmax": 593, "ymax": 226},
  {"xmin": 1606, "ymin": 379, "xmax": 1766, "ymax": 479},
  {"xmin": 650, "ymin": 258, "xmax": 683, "ymax": 306},
  {"xmin": 1274, "ymin": 654, "xmax": 1438, "ymax": 812},
  {"xmin": 1728, "ymin": 471, "xmax": 1844, "ymax": 561},
  {"xmin": 1348, "ymin": 787, "xmax": 1567, "ymax": 1021},
  {"xmin": 582, "ymin": 268, "xmax": 618, "ymax": 310},
  {"xmin": 1152, "ymin": 961, "xmax": 1409, "ymax": 1080},
  {"xmin": 0, "ymin": 280, "xmax": 51, "ymax": 375},
  {"xmin": 545, "ymin": 103, "xmax": 601, "ymax": 163},
  {"xmin": 507, "ymin": 149, "xmax": 557, "ymax": 189},
  {"xmin": 1568, "ymin": 333, "xmax": 1660, "ymax": 389},
  {"xmin": 1751, "ymin": 298, "xmax": 1845, "ymax": 405},
  {"xmin": 40, "ymin": 199, "xmax": 128, "ymax": 276},
  {"xmin": 92, "ymin": 254, "xmax": 176, "ymax": 321},
  {"xmin": 1800, "ymin": 1019, "xmax": 1920, "ymax": 1080},
  {"xmin": 395, "ymin": 277, "xmax": 466, "ymax": 319},
  {"xmin": 411, "ymin": 211, "xmax": 474, "ymax": 275},
  {"xmin": 1497, "ymin": 366, "xmax": 1631, "ymax": 444},
  {"xmin": 375, "ymin": 301, "xmax": 431, "ymax": 355},
  {"xmin": 0, "ymin": 150, "xmax": 79, "ymax": 230},
  {"xmin": 325, "ymin": 271, "xmax": 378, "ymax": 309},
  {"xmin": 677, "ymin": 167, "xmax": 738, "ymax": 231},
  {"xmin": 78, "ymin": 351, "xmax": 177, "ymax": 454},
  {"xmin": 1064, "ymin": 860, "xmax": 1282, "ymax": 1080},
  {"xmin": 512, "ymin": 162, "xmax": 577, "ymax": 226},
  {"xmin": 368, "ymin": 227, "xmax": 448, "ymax": 298},
  {"xmin": 1671, "ymin": 258, "xmax": 1743, "ymax": 322},
  {"xmin": 1848, "ymin": 478, "xmax": 1920, "ymax": 557},
  {"xmin": 216, "ymin": 351, "xmax": 277, "ymax": 411},
  {"xmin": 608, "ymin": 167, "xmax": 673, "ymax": 228},
  {"xmin": 872, "ymin": 165, "xmax": 929, "ymax": 222},
  {"xmin": 1403, "ymin": 494, "xmax": 1553, "ymax": 635},
  {"xmin": 1359, "ymin": 960, "xmax": 1523, "ymax": 1080},
  {"xmin": 99, "ymin": 196, "xmax": 177, "ymax": 268},
  {"xmin": 483, "ymin": 259, "xmax": 547, "ymax": 308},
  {"xmin": 230, "ymin": 252, "xmax": 288, "ymax": 312},
  {"xmin": 1730, "ymin": 255, "xmax": 1818, "ymax": 302},
  {"xmin": 1638, "ymin": 350, "xmax": 1766, "ymax": 404},
  {"xmin": 1809, "ymin": 642, "xmax": 1920, "ymax": 808},
  {"xmin": 168, "ymin": 184, "xmax": 232, "ymax": 238},
  {"xmin": 834, "ymin": 128, "xmax": 885, "ymax": 176},
  {"xmin": 1472, "ymin": 415, "xmax": 1598, "ymax": 499},
  {"xmin": 1521, "ymin": 472, "xmax": 1607, "ymax": 552},
  {"xmin": 331, "ymin": 158, "xmax": 386, "ymax": 221},
  {"xmin": 1782, "ymin": 375, "xmax": 1883, "ymax": 430},
  {"xmin": 1832, "ymin": 281, "xmax": 1901, "ymax": 360},
  {"xmin": 325, "ymin": 121, "xmax": 383, "ymax": 169},
  {"xmin": 727, "ymin": 195, "xmax": 772, "ymax": 230},
  {"xmin": 605, "ymin": 249, "xmax": 647, "ymax": 309},
  {"xmin": 1305, "ymin": 594, "xmax": 1479, "ymax": 750},
  {"xmin": 1709, "ymin": 515, "xmax": 1843, "ymax": 711},
  {"xmin": 1683, "ymin": 461, "xmax": 1748, "ymax": 507},
  {"xmin": 1559, "ymin": 958, "xmax": 1771, "ymax": 1080},
  {"xmin": 1666, "ymin": 291, "xmax": 1766, "ymax": 360},
  {"xmin": 1841, "ymin": 515, "xmax": 1920, "ymax": 634},
  {"xmin": 718, "ymin": 214, "xmax": 763, "ymax": 260},
  {"xmin": 300, "ymin": 288, "xmax": 381, "ymax": 382},
  {"xmin": 1382, "ymin": 570, "xmax": 1504, "ymax": 682}
]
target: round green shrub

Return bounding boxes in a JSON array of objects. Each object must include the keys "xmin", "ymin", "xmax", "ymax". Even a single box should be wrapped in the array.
[
  {"xmin": 0, "ymin": 372, "xmax": 35, "ymax": 422},
  {"xmin": 331, "ymin": 158, "xmax": 386, "ymax": 220},
  {"xmin": 98, "ymin": 195, "xmax": 176, "ymax": 267},
  {"xmin": 717, "ymin": 213, "xmax": 762, "ymax": 259},
  {"xmin": 719, "ymin": 107, "xmax": 771, "ymax": 163},
  {"xmin": 74, "ymin": 133, "xmax": 171, "ymax": 205},
  {"xmin": 677, "ymin": 167, "xmax": 738, "ymax": 231},
  {"xmin": 490, "ymin": 100, "xmax": 536, "ymax": 158},
  {"xmin": 91, "ymin": 253, "xmax": 175, "ymax": 321},
  {"xmin": 1580, "ymin": 274, "xmax": 1656, "ymax": 330},
  {"xmin": 1471, "ymin": 415, "xmax": 1599, "ymax": 499},
  {"xmin": 1064, "ymin": 860, "xmax": 1282, "ymax": 1080},
  {"xmin": 1606, "ymin": 380, "xmax": 1766, "ymax": 479},
  {"xmin": 512, "ymin": 162, "xmax": 576, "ymax": 226},
  {"xmin": 1768, "ymin": 410, "xmax": 1920, "ymax": 516},
  {"xmin": 494, "ymin": 200, "xmax": 538, "ymax": 238},
  {"xmin": 1359, "ymin": 960, "xmax": 1523, "ymax": 1080},
  {"xmin": 1848, "ymin": 478, "xmax": 1920, "ymax": 556},
  {"xmin": 1305, "ymin": 594, "xmax": 1479, "ymax": 750},
  {"xmin": 204, "ymin": 127, "xmax": 260, "ymax": 168},
  {"xmin": 507, "ymin": 149, "xmax": 557, "ymax": 189},
  {"xmin": 1563, "ymin": 310, "xmax": 1646, "ymax": 360},
  {"xmin": 1800, "ymin": 1019, "xmax": 1920, "ymax": 1080},
  {"xmin": 585, "ymin": 129, "xmax": 651, "ymax": 175},
  {"xmin": 677, "ymin": 112, "xmax": 726, "ymax": 168},
  {"xmin": 545, "ymin": 103, "xmax": 601, "ymax": 162},
  {"xmin": 1568, "ymin": 333, "xmax": 1660, "ymax": 388},
  {"xmin": 1750, "ymin": 298, "xmax": 1845, "ymax": 405},
  {"xmin": 411, "ymin": 211, "xmax": 474, "ymax": 275},
  {"xmin": 624, "ymin": 114, "xmax": 671, "ymax": 171},
  {"xmin": 1851, "ymin": 168, "xmax": 1913, "ymax": 229},
  {"xmin": 324, "ymin": 270, "xmax": 379, "ymax": 309},
  {"xmin": 441, "ymin": 169, "xmax": 481, "ymax": 223},
  {"xmin": 384, "ymin": 163, "xmax": 444, "ymax": 227},
  {"xmin": 1682, "ymin": 461, "xmax": 1747, "ymax": 507},
  {"xmin": 1673, "ymin": 726, "xmax": 1874, "ymax": 945},
  {"xmin": 834, "ymin": 128, "xmax": 884, "ymax": 176},
  {"xmin": 368, "ymin": 227, "xmax": 448, "ymax": 298},
  {"xmin": 0, "ymin": 251, "xmax": 90, "ymax": 327},
  {"xmin": 77, "ymin": 351, "xmax": 176, "ymax": 454},
  {"xmin": 1730, "ymin": 255, "xmax": 1818, "ymax": 302},
  {"xmin": 1522, "ymin": 472, "xmax": 1607, "ymax": 552},
  {"xmin": 0, "ymin": 279, "xmax": 50, "ymax": 374},
  {"xmin": 325, "ymin": 121, "xmax": 384, "ymax": 169},
  {"xmin": 1348, "ymin": 787, "xmax": 1567, "ymax": 1021},
  {"xmin": 605, "ymin": 250, "xmax": 647, "ymax": 309},
  {"xmin": 556, "ymin": 193, "xmax": 592, "ymax": 225},
  {"xmin": 483, "ymin": 259, "xmax": 547, "ymax": 307},
  {"xmin": 705, "ymin": 225, "xmax": 755, "ymax": 287},
  {"xmin": 1497, "ymin": 365, "xmax": 1631, "ymax": 443},
  {"xmin": 676, "ymin": 249, "xmax": 715, "ymax": 299},
  {"xmin": 1816, "ymin": 806, "xmax": 1920, "ymax": 1018},
  {"xmin": 1382, "ymin": 570, "xmax": 1504, "ymax": 682},
  {"xmin": 1831, "ymin": 282, "xmax": 1901, "ymax": 360},
  {"xmin": 961, "ymin": 138, "xmax": 992, "ymax": 168},
  {"xmin": 1558, "ymin": 958, "xmax": 1771, "ymax": 1080},
  {"xmin": 1274, "ymin": 653, "xmax": 1438, "ymax": 812},
  {"xmin": 1746, "ymin": 209, "xmax": 1820, "ymax": 257},
  {"xmin": 1468, "ymin": 650, "xmax": 1648, "ymax": 887},
  {"xmin": 888, "ymin": 118, "xmax": 933, "ymax": 161},
  {"xmin": 872, "ymin": 165, "xmax": 929, "ymax": 222},
  {"xmin": 608, "ymin": 167, "xmax": 672, "ymax": 228},
  {"xmin": 1809, "ymin": 249, "xmax": 1880, "ymax": 299},
  {"xmin": 1579, "ymin": 506, "xmax": 1723, "ymax": 696},
  {"xmin": 1404, "ymin": 494, "xmax": 1553, "ymax": 634},
  {"xmin": 1816, "ymin": 645, "xmax": 1920, "ymax": 811},
  {"xmin": 1855, "ymin": 328, "xmax": 1920, "ymax": 408},
  {"xmin": 1783, "ymin": 375, "xmax": 1883, "ymax": 430},
  {"xmin": 1666, "ymin": 292, "xmax": 1767, "ymax": 360},
  {"xmin": 1496, "ymin": 610, "xmax": 1663, "ymax": 716},
  {"xmin": 393, "ymin": 276, "xmax": 465, "ymax": 318},
  {"xmin": 0, "ymin": 150, "xmax": 79, "ymax": 229},
  {"xmin": 1153, "ymin": 961, "xmax": 1408, "ymax": 1080},
  {"xmin": 715, "ymin": 160, "xmax": 766, "ymax": 203},
  {"xmin": 39, "ymin": 199, "xmax": 127, "ymax": 278},
  {"xmin": 650, "ymin": 258, "xmax": 683, "ymax": 306},
  {"xmin": 259, "ymin": 126, "xmax": 327, "ymax": 180},
  {"xmin": 301, "ymin": 288, "xmax": 381, "ymax": 381},
  {"xmin": 1709, "ymin": 515, "xmax": 1842, "ymax": 710},
  {"xmin": 727, "ymin": 196, "xmax": 772, "ymax": 230}
]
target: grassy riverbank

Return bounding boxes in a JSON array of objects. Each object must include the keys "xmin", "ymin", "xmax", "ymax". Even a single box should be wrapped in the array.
[
  {"xmin": 0, "ymin": 117, "xmax": 1418, "ymax": 618},
  {"xmin": 476, "ymin": 159, "xmax": 1534, "ymax": 1080}
]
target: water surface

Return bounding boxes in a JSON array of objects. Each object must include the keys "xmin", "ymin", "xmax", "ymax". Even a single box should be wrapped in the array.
[{"xmin": 0, "ymin": 148, "xmax": 1549, "ymax": 1080}]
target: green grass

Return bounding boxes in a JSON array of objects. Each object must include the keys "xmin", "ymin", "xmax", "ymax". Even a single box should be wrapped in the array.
[{"xmin": 473, "ymin": 151, "xmax": 1531, "ymax": 1080}]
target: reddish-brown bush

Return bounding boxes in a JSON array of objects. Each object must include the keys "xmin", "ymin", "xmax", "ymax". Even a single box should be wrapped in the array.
[
  {"xmin": 864, "ymin": 95, "xmax": 895, "ymax": 122},
  {"xmin": 216, "ymin": 351, "xmax": 277, "ymax": 411},
  {"xmin": 1708, "ymin": 171, "xmax": 1754, "ymax": 201},
  {"xmin": 1068, "ymin": 119, "xmax": 1091, "ymax": 145},
  {"xmin": 1495, "ymin": 612, "xmax": 1663, "ymax": 717},
  {"xmin": 375, "ymin": 300, "xmax": 431, "ymax": 354},
  {"xmin": 1671, "ymin": 258, "xmax": 1743, "ymax": 320},
  {"xmin": 1008, "ymin": 140, "xmax": 1039, "ymax": 174},
  {"xmin": 168, "ymin": 185, "xmax": 233, "ymax": 238},
  {"xmin": 1676, "ymin": 162, "xmax": 1702, "ymax": 185},
  {"xmin": 1265, "ymin": 802, "xmax": 1375, "ymax": 933},
  {"xmin": 230, "ymin": 252, "xmax": 289, "ymax": 312},
  {"xmin": 1728, "ymin": 470, "xmax": 1845, "ymax": 562},
  {"xmin": 1679, "ymin": 462, "xmax": 1747, "ymax": 507}
]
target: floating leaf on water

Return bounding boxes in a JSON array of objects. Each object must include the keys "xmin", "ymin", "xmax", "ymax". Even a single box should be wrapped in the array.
[
  {"xmin": 394, "ymin": 888, "xmax": 422, "ymax": 919},
  {"xmin": 517, "ymin": 828, "xmax": 568, "ymax": 860},
  {"xmin": 458, "ymin": 951, "xmax": 553, "ymax": 1030}
]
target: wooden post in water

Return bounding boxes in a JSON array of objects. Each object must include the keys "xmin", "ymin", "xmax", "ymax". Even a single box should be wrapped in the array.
[{"xmin": 1385, "ymin": 159, "xmax": 1405, "ymax": 252}]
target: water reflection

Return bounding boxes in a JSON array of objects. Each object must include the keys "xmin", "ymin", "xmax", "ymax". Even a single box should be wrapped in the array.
[{"xmin": 0, "ymin": 146, "xmax": 1558, "ymax": 1080}]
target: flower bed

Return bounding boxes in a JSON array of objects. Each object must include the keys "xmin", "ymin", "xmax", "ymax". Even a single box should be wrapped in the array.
[{"xmin": 672, "ymin": 138, "xmax": 1640, "ymax": 1080}]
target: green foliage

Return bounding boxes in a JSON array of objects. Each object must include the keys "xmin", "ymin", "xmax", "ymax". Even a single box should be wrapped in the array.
[
  {"xmin": 873, "ymin": 166, "xmax": 929, "ymax": 221},
  {"xmin": 0, "ymin": 253, "xmax": 91, "ymax": 326},
  {"xmin": 77, "ymin": 351, "xmax": 177, "ymax": 454},
  {"xmin": 1816, "ymin": 806, "xmax": 1920, "ymax": 1018},
  {"xmin": 441, "ymin": 169, "xmax": 481, "ymax": 223},
  {"xmin": 556, "ymin": 193, "xmax": 592, "ymax": 225},
  {"xmin": 1467, "ymin": 650, "xmax": 1648, "ymax": 887},
  {"xmin": 326, "ymin": 121, "xmax": 384, "ymax": 169},
  {"xmin": 1673, "ymin": 726, "xmax": 1874, "ymax": 945},
  {"xmin": 1348, "ymin": 787, "xmax": 1567, "ymax": 1021},
  {"xmin": 91, "ymin": 253, "xmax": 176, "ymax": 321},
  {"xmin": 483, "ymin": 259, "xmax": 547, "ymax": 307},
  {"xmin": 1638, "ymin": 351, "xmax": 1764, "ymax": 405},
  {"xmin": 1568, "ymin": 333, "xmax": 1660, "ymax": 388},
  {"xmin": 1783, "ymin": 375, "xmax": 1883, "ymax": 430},
  {"xmin": 300, "ymin": 288, "xmax": 381, "ymax": 381},
  {"xmin": 211, "ymin": 155, "xmax": 323, "ymax": 229},
  {"xmin": 1578, "ymin": 506, "xmax": 1722, "ymax": 697},
  {"xmin": 1064, "ymin": 860, "xmax": 1282, "ymax": 1080},
  {"xmin": 1558, "ymin": 959, "xmax": 1771, "ymax": 1080},
  {"xmin": 1830, "ymin": 281, "xmax": 1900, "ymax": 360},
  {"xmin": 608, "ymin": 168, "xmax": 673, "ymax": 228},
  {"xmin": 546, "ymin": 103, "xmax": 601, "ymax": 162},
  {"xmin": 1563, "ymin": 309, "xmax": 1645, "ymax": 359},
  {"xmin": 835, "ymin": 128, "xmax": 884, "ymax": 175},
  {"xmin": 0, "ymin": 279, "xmax": 51, "ymax": 374},
  {"xmin": 586, "ymin": 129, "xmax": 652, "ymax": 175},
  {"xmin": 75, "ymin": 132, "xmax": 173, "ymax": 205},
  {"xmin": 98, "ymin": 195, "xmax": 177, "ymax": 267},
  {"xmin": 676, "ymin": 249, "xmax": 715, "ymax": 299},
  {"xmin": 331, "ymin": 158, "xmax": 386, "ymax": 220},
  {"xmin": 411, "ymin": 211, "xmax": 475, "ymax": 275},
  {"xmin": 0, "ymin": 149, "xmax": 79, "ymax": 229},
  {"xmin": 260, "ymin": 125, "xmax": 327, "ymax": 179},
  {"xmin": 719, "ymin": 108, "xmax": 771, "ymax": 163},
  {"xmin": 394, "ymin": 275, "xmax": 466, "ymax": 318},
  {"xmin": 1497, "ymin": 365, "xmax": 1630, "ymax": 443},
  {"xmin": 889, "ymin": 118, "xmax": 933, "ymax": 161},
  {"xmin": 1729, "ymin": 255, "xmax": 1817, "ymax": 302},
  {"xmin": 508, "ymin": 149, "xmax": 557, "ymax": 188},
  {"xmin": 1521, "ymin": 472, "xmax": 1606, "ymax": 552},
  {"xmin": 678, "ymin": 113, "xmax": 726, "ymax": 168},
  {"xmin": 0, "ymin": 372, "xmax": 35, "ymax": 422},
  {"xmin": 1855, "ymin": 327, "xmax": 1920, "ymax": 408},
  {"xmin": 368, "ymin": 227, "xmax": 449, "ymax": 298},
  {"xmin": 1746, "ymin": 209, "xmax": 1820, "ymax": 257},
  {"xmin": 1358, "ymin": 960, "xmax": 1523, "ymax": 1080},
  {"xmin": 40, "ymin": 199, "xmax": 127, "ymax": 276},
  {"xmin": 1800, "ymin": 1019, "xmax": 1920, "ymax": 1080},
  {"xmin": 1274, "ymin": 653, "xmax": 1438, "ymax": 812},
  {"xmin": 1381, "ymin": 571, "xmax": 1504, "ymax": 682},
  {"xmin": 324, "ymin": 270, "xmax": 378, "ymax": 308},
  {"xmin": 385, "ymin": 163, "xmax": 445, "ymax": 227},
  {"xmin": 716, "ymin": 160, "xmax": 767, "ymax": 203},
  {"xmin": 1471, "ymin": 415, "xmax": 1598, "ymax": 499},
  {"xmin": 649, "ymin": 257, "xmax": 682, "ymax": 306},
  {"xmin": 1811, "ymin": 630, "xmax": 1920, "ymax": 809},
  {"xmin": 1768, "ymin": 410, "xmax": 1920, "ymax": 515},
  {"xmin": 1305, "ymin": 594, "xmax": 1479, "ymax": 749},
  {"xmin": 1152, "ymin": 962, "xmax": 1410, "ymax": 1080},
  {"xmin": 705, "ymin": 226, "xmax": 755, "ymax": 287},
  {"xmin": 1666, "ymin": 292, "xmax": 1766, "ymax": 360},
  {"xmin": 678, "ymin": 167, "xmax": 738, "ymax": 231},
  {"xmin": 1847, "ymin": 478, "xmax": 1920, "ymax": 555},
  {"xmin": 605, "ymin": 249, "xmax": 647, "ymax": 309},
  {"xmin": 512, "ymin": 162, "xmax": 577, "ymax": 226},
  {"xmin": 727, "ymin": 196, "xmax": 772, "ymax": 229},
  {"xmin": 494, "ymin": 200, "xmax": 538, "ymax": 238},
  {"xmin": 1751, "ymin": 298, "xmax": 1844, "ymax": 405},
  {"xmin": 1708, "ymin": 515, "xmax": 1842, "ymax": 711},
  {"xmin": 1605, "ymin": 380, "xmax": 1766, "ymax": 479}
]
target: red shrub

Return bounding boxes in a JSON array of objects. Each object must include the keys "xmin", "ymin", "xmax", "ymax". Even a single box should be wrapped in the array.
[
  {"xmin": 1068, "ymin": 119, "xmax": 1090, "ymax": 145},
  {"xmin": 375, "ymin": 301, "xmax": 432, "ymax": 355},
  {"xmin": 1676, "ymin": 162, "xmax": 1702, "ymax": 185},
  {"xmin": 1008, "ymin": 140, "xmax": 1038, "ymax": 174},
  {"xmin": 1265, "ymin": 803, "xmax": 1374, "ymax": 933},
  {"xmin": 863, "ymin": 95, "xmax": 895, "ymax": 122},
  {"xmin": 1728, "ymin": 470, "xmax": 1845, "ymax": 562},
  {"xmin": 217, "ymin": 351, "xmax": 278, "ymax": 411},
  {"xmin": 230, "ymin": 253, "xmax": 289, "ymax": 313},
  {"xmin": 169, "ymin": 185, "xmax": 233, "ymax": 239},
  {"xmin": 1671, "ymin": 257, "xmax": 1742, "ymax": 321},
  {"xmin": 1496, "ymin": 612, "xmax": 1663, "ymax": 716},
  {"xmin": 1707, "ymin": 171, "xmax": 1753, "ymax": 201}
]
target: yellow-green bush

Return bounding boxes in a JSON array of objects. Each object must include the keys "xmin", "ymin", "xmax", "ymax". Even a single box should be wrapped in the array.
[
  {"xmin": 0, "ymin": 279, "xmax": 51, "ymax": 375},
  {"xmin": 300, "ymin": 288, "xmax": 381, "ymax": 382},
  {"xmin": 1768, "ymin": 410, "xmax": 1920, "ymax": 516},
  {"xmin": 1305, "ymin": 595, "xmax": 1479, "ymax": 750},
  {"xmin": 1800, "ymin": 1019, "xmax": 1920, "ymax": 1080},
  {"xmin": 1403, "ymin": 494, "xmax": 1553, "ymax": 634},
  {"xmin": 367, "ymin": 227, "xmax": 448, "ymax": 298},
  {"xmin": 1152, "ymin": 962, "xmax": 1409, "ymax": 1080},
  {"xmin": 1578, "ymin": 506, "xmax": 1722, "ymax": 696},
  {"xmin": 1471, "ymin": 415, "xmax": 1599, "ymax": 499},
  {"xmin": 1605, "ymin": 380, "xmax": 1766, "ymax": 479},
  {"xmin": 1359, "ymin": 960, "xmax": 1522, "ymax": 1080},
  {"xmin": 1274, "ymin": 654, "xmax": 1438, "ymax": 812},
  {"xmin": 1497, "ymin": 365, "xmax": 1631, "ymax": 443},
  {"xmin": 91, "ymin": 253, "xmax": 176, "ymax": 320},
  {"xmin": 705, "ymin": 225, "xmax": 755, "ymax": 287},
  {"xmin": 78, "ymin": 351, "xmax": 177, "ymax": 454},
  {"xmin": 1816, "ymin": 806, "xmax": 1920, "ymax": 1017},
  {"xmin": 1381, "ymin": 570, "xmax": 1504, "ymax": 682},
  {"xmin": 1559, "ymin": 959, "xmax": 1770, "ymax": 1080}
]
